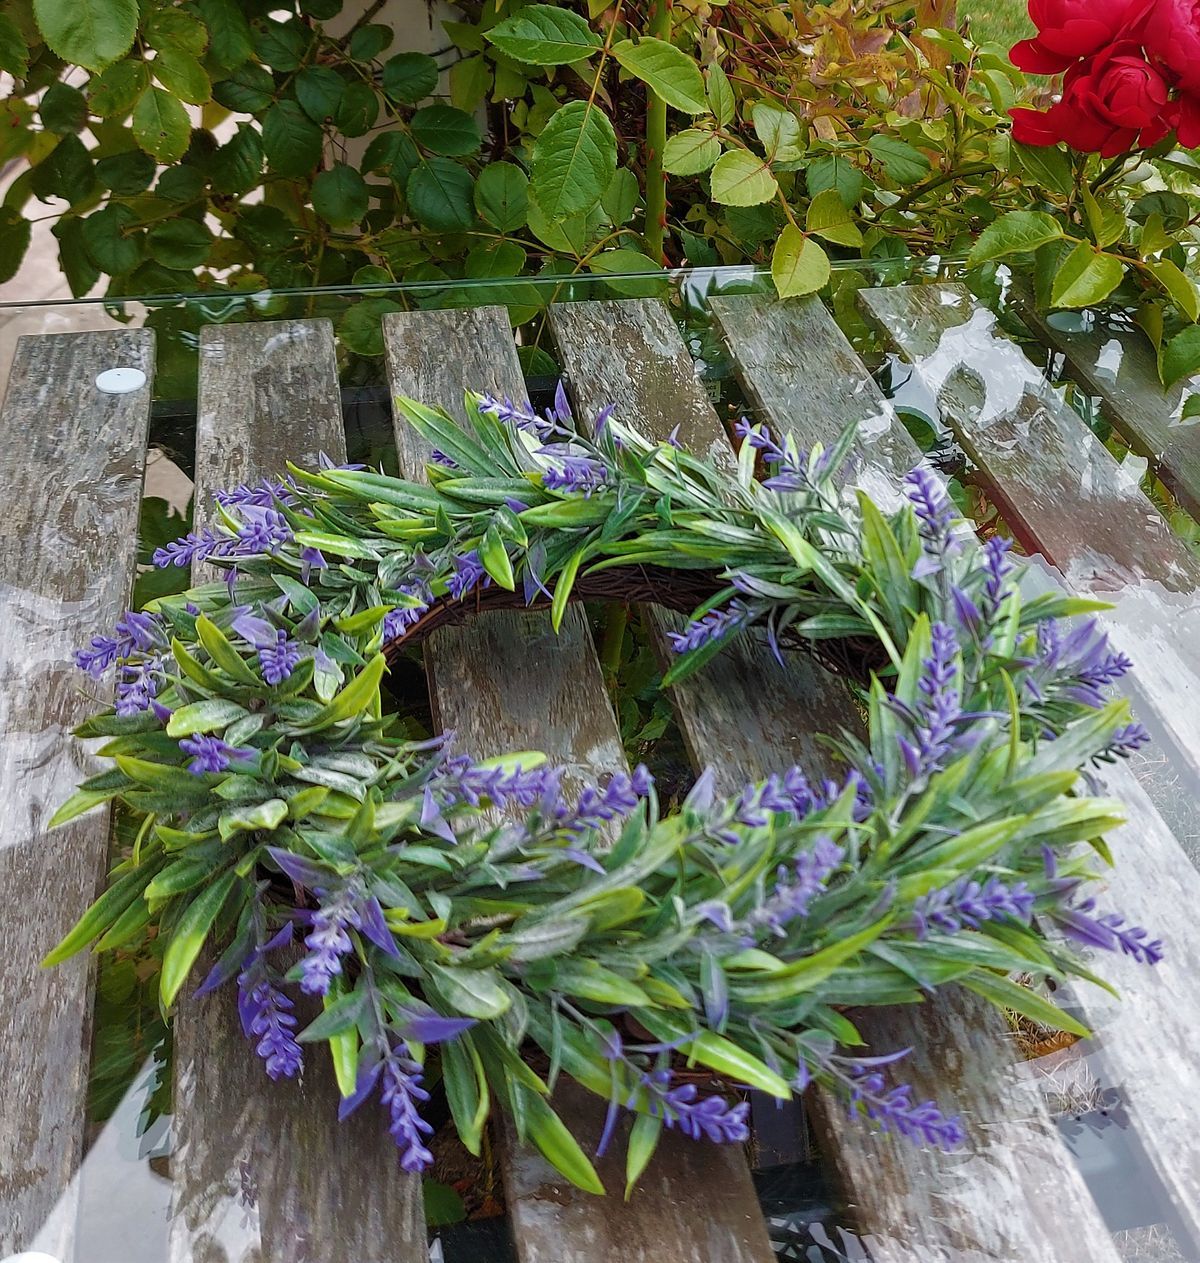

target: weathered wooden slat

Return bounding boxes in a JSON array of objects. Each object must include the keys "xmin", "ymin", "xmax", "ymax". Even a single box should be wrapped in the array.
[
  {"xmin": 696, "ymin": 294, "xmax": 1121, "ymax": 1263},
  {"xmin": 859, "ymin": 283, "xmax": 1200, "ymax": 764},
  {"xmin": 0, "ymin": 330, "xmax": 153, "ymax": 1260},
  {"xmin": 1017, "ymin": 301, "xmax": 1200, "ymax": 520},
  {"xmin": 381, "ymin": 305, "xmax": 775, "ymax": 1263},
  {"xmin": 170, "ymin": 320, "xmax": 425, "ymax": 1263}
]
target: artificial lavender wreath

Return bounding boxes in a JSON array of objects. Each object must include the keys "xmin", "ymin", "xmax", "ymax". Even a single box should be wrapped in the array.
[{"xmin": 50, "ymin": 389, "xmax": 1160, "ymax": 1193}]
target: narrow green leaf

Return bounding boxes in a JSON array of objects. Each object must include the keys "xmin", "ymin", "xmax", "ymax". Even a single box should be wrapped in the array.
[{"xmin": 160, "ymin": 870, "xmax": 240, "ymax": 1007}]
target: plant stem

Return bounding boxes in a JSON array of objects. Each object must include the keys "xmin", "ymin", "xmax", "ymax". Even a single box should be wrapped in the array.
[
  {"xmin": 643, "ymin": 0, "xmax": 671, "ymax": 265},
  {"xmin": 600, "ymin": 605, "xmax": 629, "ymax": 688}
]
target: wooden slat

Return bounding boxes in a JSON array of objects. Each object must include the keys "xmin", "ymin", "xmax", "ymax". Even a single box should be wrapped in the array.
[
  {"xmin": 381, "ymin": 305, "xmax": 775, "ymax": 1263},
  {"xmin": 1020, "ymin": 562, "xmax": 1200, "ymax": 1249},
  {"xmin": 170, "ymin": 320, "xmax": 425, "ymax": 1263},
  {"xmin": 0, "ymin": 330, "xmax": 153, "ymax": 1259},
  {"xmin": 665, "ymin": 292, "xmax": 1116, "ymax": 1263},
  {"xmin": 1017, "ymin": 302, "xmax": 1200, "ymax": 520},
  {"xmin": 859, "ymin": 283, "xmax": 1200, "ymax": 763}
]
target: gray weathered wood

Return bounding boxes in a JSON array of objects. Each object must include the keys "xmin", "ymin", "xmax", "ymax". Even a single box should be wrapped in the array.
[
  {"xmin": 170, "ymin": 320, "xmax": 425, "ymax": 1263},
  {"xmin": 0, "ymin": 330, "xmax": 153, "ymax": 1260},
  {"xmin": 701, "ymin": 293, "xmax": 1122, "ymax": 1263},
  {"xmin": 382, "ymin": 304, "xmax": 775, "ymax": 1263},
  {"xmin": 1018, "ymin": 301, "xmax": 1200, "ymax": 520},
  {"xmin": 859, "ymin": 283, "xmax": 1200, "ymax": 768}
]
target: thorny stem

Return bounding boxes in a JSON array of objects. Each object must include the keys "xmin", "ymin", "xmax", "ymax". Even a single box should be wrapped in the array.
[{"xmin": 643, "ymin": 0, "xmax": 671, "ymax": 265}]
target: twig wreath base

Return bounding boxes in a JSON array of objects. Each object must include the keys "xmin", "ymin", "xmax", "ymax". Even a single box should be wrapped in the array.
[{"xmin": 51, "ymin": 388, "xmax": 1162, "ymax": 1192}]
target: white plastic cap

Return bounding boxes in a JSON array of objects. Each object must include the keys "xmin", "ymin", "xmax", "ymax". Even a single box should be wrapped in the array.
[{"xmin": 95, "ymin": 367, "xmax": 147, "ymax": 395}]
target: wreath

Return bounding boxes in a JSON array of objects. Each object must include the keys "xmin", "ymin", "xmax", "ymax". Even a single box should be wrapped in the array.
[{"xmin": 50, "ymin": 390, "xmax": 1162, "ymax": 1193}]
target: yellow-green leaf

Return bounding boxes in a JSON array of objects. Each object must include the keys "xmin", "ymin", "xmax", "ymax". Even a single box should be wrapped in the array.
[
  {"xmin": 771, "ymin": 226, "xmax": 830, "ymax": 298},
  {"xmin": 709, "ymin": 149, "xmax": 778, "ymax": 207}
]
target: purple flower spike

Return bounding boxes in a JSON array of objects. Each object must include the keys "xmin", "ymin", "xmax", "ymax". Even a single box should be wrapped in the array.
[
  {"xmin": 667, "ymin": 600, "xmax": 751, "ymax": 653},
  {"xmin": 115, "ymin": 655, "xmax": 163, "ymax": 716},
  {"xmin": 1105, "ymin": 722, "xmax": 1152, "ymax": 758},
  {"xmin": 179, "ymin": 734, "xmax": 253, "ymax": 776},
  {"xmin": 447, "ymin": 550, "xmax": 489, "ymax": 600},
  {"xmin": 632, "ymin": 1067, "xmax": 750, "ymax": 1145},
  {"xmin": 541, "ymin": 452, "xmax": 608, "ymax": 497},
  {"xmin": 299, "ymin": 885, "xmax": 362, "ymax": 995},
  {"xmin": 235, "ymin": 507, "xmax": 293, "ymax": 556},
  {"xmin": 846, "ymin": 1062, "xmax": 966, "ymax": 1150},
  {"xmin": 153, "ymin": 527, "xmax": 231, "ymax": 569},
  {"xmin": 75, "ymin": 635, "xmax": 122, "ymax": 678},
  {"xmin": 892, "ymin": 622, "xmax": 963, "ymax": 779},
  {"xmin": 748, "ymin": 837, "xmax": 845, "ymax": 937},
  {"xmin": 904, "ymin": 467, "xmax": 959, "ymax": 578},
  {"xmin": 381, "ymin": 1044, "xmax": 435, "ymax": 1172},
  {"xmin": 910, "ymin": 876, "xmax": 1034, "ymax": 939},
  {"xmin": 1054, "ymin": 898, "xmax": 1164, "ymax": 966},
  {"xmin": 238, "ymin": 977, "xmax": 303, "ymax": 1080},
  {"xmin": 259, "ymin": 630, "xmax": 301, "ymax": 685}
]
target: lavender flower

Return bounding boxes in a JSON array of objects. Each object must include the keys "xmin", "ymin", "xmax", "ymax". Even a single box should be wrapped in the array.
[
  {"xmin": 556, "ymin": 766, "xmax": 653, "ymax": 836},
  {"xmin": 904, "ymin": 467, "xmax": 959, "ymax": 579},
  {"xmin": 380, "ymin": 1044, "xmax": 435, "ymax": 1172},
  {"xmin": 432, "ymin": 754, "xmax": 562, "ymax": 813},
  {"xmin": 259, "ymin": 630, "xmax": 301, "ymax": 685},
  {"xmin": 541, "ymin": 452, "xmax": 609, "ymax": 497},
  {"xmin": 179, "ymin": 734, "xmax": 253, "ymax": 776},
  {"xmin": 980, "ymin": 536, "xmax": 1014, "ymax": 622},
  {"xmin": 382, "ymin": 581, "xmax": 432, "ymax": 641},
  {"xmin": 845, "ymin": 1060, "xmax": 966, "ymax": 1149},
  {"xmin": 734, "ymin": 767, "xmax": 820, "ymax": 826},
  {"xmin": 75, "ymin": 635, "xmax": 123, "ymax": 677},
  {"xmin": 447, "ymin": 550, "xmax": 488, "ymax": 600},
  {"xmin": 910, "ymin": 875, "xmax": 1034, "ymax": 938},
  {"xmin": 429, "ymin": 449, "xmax": 457, "ymax": 468},
  {"xmin": 299, "ymin": 885, "xmax": 362, "ymax": 995},
  {"xmin": 1053, "ymin": 898, "xmax": 1164, "ymax": 966},
  {"xmin": 235, "ymin": 507, "xmax": 293, "ymax": 556},
  {"xmin": 635, "ymin": 1067, "xmax": 750, "ymax": 1144},
  {"xmin": 667, "ymin": 600, "xmax": 751, "ymax": 654},
  {"xmin": 894, "ymin": 622, "xmax": 962, "ymax": 779},
  {"xmin": 733, "ymin": 418, "xmax": 815, "ymax": 491},
  {"xmin": 236, "ymin": 938, "xmax": 304, "ymax": 1083},
  {"xmin": 215, "ymin": 478, "xmax": 294, "ymax": 509},
  {"xmin": 1030, "ymin": 618, "xmax": 1132, "ymax": 708},
  {"xmin": 1104, "ymin": 722, "xmax": 1152, "ymax": 759},
  {"xmin": 115, "ymin": 655, "xmax": 163, "ymax": 716},
  {"xmin": 477, "ymin": 393, "xmax": 554, "ymax": 438},
  {"xmin": 152, "ymin": 526, "xmax": 231, "ymax": 569},
  {"xmin": 747, "ymin": 837, "xmax": 845, "ymax": 937},
  {"xmin": 300, "ymin": 545, "xmax": 326, "ymax": 583},
  {"xmin": 75, "ymin": 610, "xmax": 166, "ymax": 677}
]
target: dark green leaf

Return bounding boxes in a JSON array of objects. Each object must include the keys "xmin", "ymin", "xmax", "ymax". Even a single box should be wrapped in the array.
[
  {"xmin": 349, "ymin": 23, "xmax": 392, "ymax": 61},
  {"xmin": 40, "ymin": 82, "xmax": 87, "ymax": 134},
  {"xmin": 96, "ymin": 148, "xmax": 156, "ymax": 195},
  {"xmin": 295, "ymin": 65, "xmax": 345, "ymax": 123},
  {"xmin": 406, "ymin": 157, "xmax": 475, "ymax": 231},
  {"xmin": 0, "ymin": 208, "xmax": 31, "ymax": 285},
  {"xmin": 312, "ymin": 163, "xmax": 370, "ymax": 228},
  {"xmin": 866, "ymin": 135, "xmax": 931, "ymax": 184},
  {"xmin": 335, "ymin": 81, "xmax": 379, "ymax": 136},
  {"xmin": 132, "ymin": 86, "xmax": 192, "ymax": 163},
  {"xmin": 147, "ymin": 218, "xmax": 213, "ymax": 270},
  {"xmin": 0, "ymin": 12, "xmax": 30, "ymax": 77},
  {"xmin": 382, "ymin": 51, "xmax": 439, "ymax": 103},
  {"xmin": 411, "ymin": 103, "xmax": 482, "ymax": 157},
  {"xmin": 82, "ymin": 203, "xmax": 142, "ymax": 274},
  {"xmin": 209, "ymin": 124, "xmax": 263, "ymax": 195},
  {"xmin": 195, "ymin": 0, "xmax": 254, "ymax": 71},
  {"xmin": 213, "ymin": 63, "xmax": 276, "ymax": 113},
  {"xmin": 33, "ymin": 0, "xmax": 138, "ymax": 71},
  {"xmin": 262, "ymin": 100, "xmax": 323, "ymax": 177},
  {"xmin": 89, "ymin": 60, "xmax": 149, "ymax": 116},
  {"xmin": 475, "ymin": 161, "xmax": 529, "ymax": 232},
  {"xmin": 252, "ymin": 17, "xmax": 309, "ymax": 71},
  {"xmin": 485, "ymin": 4, "xmax": 601, "ymax": 65}
]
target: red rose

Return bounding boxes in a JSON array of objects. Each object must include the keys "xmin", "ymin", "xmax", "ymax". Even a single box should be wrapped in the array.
[
  {"xmin": 1011, "ymin": 43, "xmax": 1173, "ymax": 155},
  {"xmin": 1011, "ymin": 0, "xmax": 1155, "ymax": 74},
  {"xmin": 1143, "ymin": 0, "xmax": 1200, "ymax": 92}
]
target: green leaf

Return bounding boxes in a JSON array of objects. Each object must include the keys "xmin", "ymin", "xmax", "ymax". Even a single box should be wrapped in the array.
[
  {"xmin": 1050, "ymin": 241, "xmax": 1124, "ymax": 308},
  {"xmin": 1009, "ymin": 141, "xmax": 1074, "ymax": 197},
  {"xmin": 475, "ymin": 161, "xmax": 529, "ymax": 232},
  {"xmin": 967, "ymin": 210, "xmax": 1064, "ymax": 267},
  {"xmin": 686, "ymin": 1030, "xmax": 792, "ymax": 1098},
  {"xmin": 587, "ymin": 247, "xmax": 667, "ymax": 297},
  {"xmin": 132, "ymin": 87, "xmax": 192, "ymax": 163},
  {"xmin": 1146, "ymin": 257, "xmax": 1200, "ymax": 323},
  {"xmin": 406, "ymin": 158, "xmax": 476, "ymax": 231},
  {"xmin": 451, "ymin": 54, "xmax": 491, "ymax": 112},
  {"xmin": 42, "ymin": 866, "xmax": 154, "ymax": 965},
  {"xmin": 625, "ymin": 1112, "xmax": 663, "ymax": 1197},
  {"xmin": 152, "ymin": 47, "xmax": 211, "ymax": 105},
  {"xmin": 709, "ymin": 149, "xmax": 778, "ymax": 207},
  {"xmin": 805, "ymin": 187, "xmax": 862, "ymax": 248},
  {"xmin": 210, "ymin": 124, "xmax": 263, "ymax": 196},
  {"xmin": 301, "ymin": 653, "xmax": 387, "ymax": 728},
  {"xmin": 411, "ymin": 103, "xmax": 482, "ymax": 157},
  {"xmin": 95, "ymin": 148, "xmax": 156, "ymax": 195},
  {"xmin": 82, "ymin": 203, "xmax": 141, "ymax": 274},
  {"xmin": 166, "ymin": 699, "xmax": 249, "ymax": 737},
  {"xmin": 601, "ymin": 166, "xmax": 639, "ymax": 225},
  {"xmin": 752, "ymin": 102, "xmax": 803, "ymax": 161},
  {"xmin": 337, "ymin": 298, "xmax": 404, "ymax": 356},
  {"xmin": 219, "ymin": 798, "xmax": 288, "ymax": 840},
  {"xmin": 195, "ymin": 0, "xmax": 253, "ymax": 72},
  {"xmin": 363, "ymin": 131, "xmax": 419, "ymax": 186},
  {"xmin": 295, "ymin": 66, "xmax": 346, "ymax": 123},
  {"xmin": 662, "ymin": 129, "xmax": 720, "ymax": 176},
  {"xmin": 0, "ymin": 209, "xmax": 31, "ymax": 285},
  {"xmin": 0, "ymin": 12, "xmax": 30, "ymax": 76},
  {"xmin": 382, "ymin": 51, "xmax": 439, "ymax": 103},
  {"xmin": 262, "ymin": 100, "xmax": 323, "ymax": 177},
  {"xmin": 40, "ymin": 82, "xmax": 87, "ymax": 134},
  {"xmin": 530, "ymin": 100, "xmax": 616, "ymax": 220},
  {"xmin": 519, "ymin": 1089, "xmax": 605, "ymax": 1194},
  {"xmin": 612, "ymin": 37, "xmax": 706, "ymax": 113},
  {"xmin": 147, "ymin": 218, "xmax": 213, "ymax": 269},
  {"xmin": 485, "ymin": 5, "xmax": 601, "ymax": 66},
  {"xmin": 1161, "ymin": 324, "xmax": 1200, "ymax": 389},
  {"xmin": 33, "ymin": 0, "xmax": 138, "ymax": 71},
  {"xmin": 423, "ymin": 1180, "xmax": 467, "ymax": 1228},
  {"xmin": 349, "ymin": 22, "xmax": 392, "ymax": 61},
  {"xmin": 90, "ymin": 60, "xmax": 150, "ymax": 116},
  {"xmin": 312, "ymin": 163, "xmax": 369, "ymax": 228},
  {"xmin": 806, "ymin": 154, "xmax": 864, "ymax": 208},
  {"xmin": 704, "ymin": 62, "xmax": 734, "ymax": 125},
  {"xmin": 160, "ymin": 870, "xmax": 240, "ymax": 1007},
  {"xmin": 428, "ymin": 963, "xmax": 512, "ymax": 1018},
  {"xmin": 335, "ymin": 81, "xmax": 378, "ymax": 137},
  {"xmin": 771, "ymin": 226, "xmax": 829, "ymax": 297},
  {"xmin": 962, "ymin": 971, "xmax": 1091, "ymax": 1039},
  {"xmin": 866, "ymin": 135, "xmax": 931, "ymax": 184},
  {"xmin": 212, "ymin": 63, "xmax": 274, "ymax": 113},
  {"xmin": 253, "ymin": 17, "xmax": 309, "ymax": 71}
]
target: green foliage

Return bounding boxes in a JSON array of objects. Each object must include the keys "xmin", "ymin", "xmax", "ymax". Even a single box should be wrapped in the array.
[{"xmin": 3, "ymin": 0, "xmax": 1198, "ymax": 377}]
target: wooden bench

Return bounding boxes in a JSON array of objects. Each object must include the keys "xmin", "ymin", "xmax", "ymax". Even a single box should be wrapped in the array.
[{"xmin": 2, "ymin": 284, "xmax": 1199, "ymax": 1262}]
